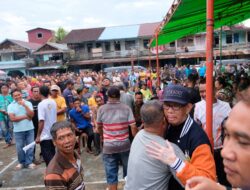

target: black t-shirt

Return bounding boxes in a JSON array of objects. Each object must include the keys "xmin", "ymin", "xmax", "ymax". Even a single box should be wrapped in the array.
[{"xmin": 29, "ymin": 99, "xmax": 41, "ymax": 129}]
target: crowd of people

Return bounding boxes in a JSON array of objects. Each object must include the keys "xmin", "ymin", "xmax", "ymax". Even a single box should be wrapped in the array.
[{"xmin": 0, "ymin": 62, "xmax": 249, "ymax": 190}]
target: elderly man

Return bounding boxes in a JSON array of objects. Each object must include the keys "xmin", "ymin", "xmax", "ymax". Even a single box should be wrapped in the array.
[
  {"xmin": 44, "ymin": 121, "xmax": 85, "ymax": 190},
  {"xmin": 125, "ymin": 100, "xmax": 185, "ymax": 190},
  {"xmin": 147, "ymin": 85, "xmax": 216, "ymax": 190},
  {"xmin": 186, "ymin": 100, "xmax": 250, "ymax": 190},
  {"xmin": 97, "ymin": 86, "xmax": 138, "ymax": 190}
]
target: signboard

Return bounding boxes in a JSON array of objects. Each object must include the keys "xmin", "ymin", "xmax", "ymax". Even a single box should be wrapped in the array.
[{"xmin": 150, "ymin": 46, "xmax": 165, "ymax": 54}]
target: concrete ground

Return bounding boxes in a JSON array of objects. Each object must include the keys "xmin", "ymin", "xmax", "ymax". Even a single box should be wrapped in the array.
[{"xmin": 0, "ymin": 140, "xmax": 125, "ymax": 190}]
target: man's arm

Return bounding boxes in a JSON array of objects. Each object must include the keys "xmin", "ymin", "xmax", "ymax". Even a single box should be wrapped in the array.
[
  {"xmin": 8, "ymin": 113, "xmax": 28, "ymax": 122},
  {"xmin": 44, "ymin": 174, "xmax": 67, "ymax": 190},
  {"xmin": 19, "ymin": 100, "xmax": 34, "ymax": 118},
  {"xmin": 129, "ymin": 123, "xmax": 138, "ymax": 137},
  {"xmin": 36, "ymin": 120, "xmax": 44, "ymax": 143}
]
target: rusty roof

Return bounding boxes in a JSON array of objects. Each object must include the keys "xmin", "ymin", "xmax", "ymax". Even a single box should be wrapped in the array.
[
  {"xmin": 138, "ymin": 22, "xmax": 160, "ymax": 37},
  {"xmin": 61, "ymin": 27, "xmax": 105, "ymax": 43},
  {"xmin": 1, "ymin": 39, "xmax": 42, "ymax": 51}
]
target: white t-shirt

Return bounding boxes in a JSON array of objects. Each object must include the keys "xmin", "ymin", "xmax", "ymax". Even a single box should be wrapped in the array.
[
  {"xmin": 194, "ymin": 99, "xmax": 231, "ymax": 149},
  {"xmin": 83, "ymin": 76, "xmax": 93, "ymax": 87},
  {"xmin": 38, "ymin": 98, "xmax": 57, "ymax": 140}
]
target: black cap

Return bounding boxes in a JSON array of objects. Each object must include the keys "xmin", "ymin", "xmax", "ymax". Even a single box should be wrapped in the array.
[{"xmin": 162, "ymin": 85, "xmax": 190, "ymax": 105}]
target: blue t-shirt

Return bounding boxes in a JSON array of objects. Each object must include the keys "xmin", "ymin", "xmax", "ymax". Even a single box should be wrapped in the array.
[
  {"xmin": 69, "ymin": 105, "xmax": 92, "ymax": 129},
  {"xmin": 63, "ymin": 88, "xmax": 73, "ymax": 108},
  {"xmin": 7, "ymin": 100, "xmax": 34, "ymax": 132}
]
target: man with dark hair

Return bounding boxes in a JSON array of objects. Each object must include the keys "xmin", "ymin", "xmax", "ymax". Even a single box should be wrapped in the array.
[
  {"xmin": 125, "ymin": 100, "xmax": 185, "ymax": 190},
  {"xmin": 8, "ymin": 89, "xmax": 35, "ymax": 169},
  {"xmin": 44, "ymin": 121, "xmax": 85, "ymax": 190},
  {"xmin": 0, "ymin": 83, "xmax": 13, "ymax": 148},
  {"xmin": 69, "ymin": 97, "xmax": 94, "ymax": 154},
  {"xmin": 97, "ymin": 86, "xmax": 138, "ymax": 190},
  {"xmin": 133, "ymin": 91, "xmax": 144, "ymax": 128},
  {"xmin": 29, "ymin": 86, "xmax": 41, "ymax": 164},
  {"xmin": 36, "ymin": 85, "xmax": 57, "ymax": 166},
  {"xmin": 63, "ymin": 80, "xmax": 74, "ymax": 116},
  {"xmin": 186, "ymin": 100, "xmax": 250, "ymax": 190},
  {"xmin": 194, "ymin": 78, "xmax": 231, "ymax": 186}
]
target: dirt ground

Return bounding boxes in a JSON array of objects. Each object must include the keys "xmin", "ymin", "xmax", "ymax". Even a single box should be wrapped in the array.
[{"xmin": 0, "ymin": 140, "xmax": 124, "ymax": 190}]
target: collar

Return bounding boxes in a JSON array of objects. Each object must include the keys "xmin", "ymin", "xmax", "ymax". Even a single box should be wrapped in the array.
[
  {"xmin": 179, "ymin": 115, "xmax": 193, "ymax": 138},
  {"xmin": 107, "ymin": 100, "xmax": 120, "ymax": 104},
  {"xmin": 55, "ymin": 151, "xmax": 80, "ymax": 169}
]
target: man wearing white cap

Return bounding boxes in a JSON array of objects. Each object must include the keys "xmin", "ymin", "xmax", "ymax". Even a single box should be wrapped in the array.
[{"xmin": 50, "ymin": 85, "xmax": 67, "ymax": 122}]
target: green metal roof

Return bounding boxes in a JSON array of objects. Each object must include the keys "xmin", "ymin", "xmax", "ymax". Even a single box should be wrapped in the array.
[{"xmin": 151, "ymin": 0, "xmax": 250, "ymax": 47}]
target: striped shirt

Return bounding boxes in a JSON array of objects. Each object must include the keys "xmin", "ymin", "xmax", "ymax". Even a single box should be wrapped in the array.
[
  {"xmin": 96, "ymin": 101, "xmax": 135, "ymax": 154},
  {"xmin": 44, "ymin": 151, "xmax": 85, "ymax": 190}
]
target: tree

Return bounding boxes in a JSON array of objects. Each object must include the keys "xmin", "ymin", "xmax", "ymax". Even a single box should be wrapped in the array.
[{"xmin": 55, "ymin": 27, "xmax": 68, "ymax": 42}]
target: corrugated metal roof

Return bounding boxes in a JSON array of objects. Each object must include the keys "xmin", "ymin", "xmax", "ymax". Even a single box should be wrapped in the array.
[
  {"xmin": 7, "ymin": 39, "xmax": 41, "ymax": 51},
  {"xmin": 99, "ymin": 24, "xmax": 140, "ymax": 40},
  {"xmin": 61, "ymin": 27, "xmax": 105, "ymax": 43},
  {"xmin": 138, "ymin": 22, "xmax": 160, "ymax": 37}
]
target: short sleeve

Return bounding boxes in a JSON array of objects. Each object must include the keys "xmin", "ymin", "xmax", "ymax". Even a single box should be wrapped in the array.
[{"xmin": 38, "ymin": 103, "xmax": 45, "ymax": 121}]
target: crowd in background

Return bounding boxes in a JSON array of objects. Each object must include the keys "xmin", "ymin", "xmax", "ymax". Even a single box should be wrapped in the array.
[{"xmin": 0, "ymin": 62, "xmax": 249, "ymax": 189}]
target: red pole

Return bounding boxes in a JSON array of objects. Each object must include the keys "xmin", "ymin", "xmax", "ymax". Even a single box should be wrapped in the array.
[
  {"xmin": 148, "ymin": 47, "xmax": 153, "ymax": 92},
  {"xmin": 206, "ymin": 0, "xmax": 214, "ymax": 149},
  {"xmin": 148, "ymin": 47, "xmax": 152, "ymax": 69},
  {"xmin": 156, "ymin": 33, "xmax": 160, "ymax": 86}
]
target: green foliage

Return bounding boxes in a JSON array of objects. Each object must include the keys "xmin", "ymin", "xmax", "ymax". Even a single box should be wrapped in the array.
[{"xmin": 55, "ymin": 27, "xmax": 67, "ymax": 42}]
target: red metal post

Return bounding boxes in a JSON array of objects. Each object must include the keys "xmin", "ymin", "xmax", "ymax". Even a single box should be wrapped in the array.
[
  {"xmin": 156, "ymin": 33, "xmax": 160, "ymax": 86},
  {"xmin": 206, "ymin": 0, "xmax": 214, "ymax": 149}
]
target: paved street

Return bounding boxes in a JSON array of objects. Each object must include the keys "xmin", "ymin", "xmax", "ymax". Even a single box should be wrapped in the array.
[{"xmin": 0, "ymin": 140, "xmax": 124, "ymax": 190}]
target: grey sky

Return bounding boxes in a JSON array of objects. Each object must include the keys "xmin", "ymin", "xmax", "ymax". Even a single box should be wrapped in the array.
[
  {"xmin": 0, "ymin": 0, "xmax": 173, "ymax": 42},
  {"xmin": 0, "ymin": 0, "xmax": 249, "ymax": 43}
]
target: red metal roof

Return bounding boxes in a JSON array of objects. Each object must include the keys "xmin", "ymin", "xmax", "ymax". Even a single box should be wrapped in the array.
[
  {"xmin": 138, "ymin": 22, "xmax": 160, "ymax": 37},
  {"xmin": 61, "ymin": 27, "xmax": 105, "ymax": 43}
]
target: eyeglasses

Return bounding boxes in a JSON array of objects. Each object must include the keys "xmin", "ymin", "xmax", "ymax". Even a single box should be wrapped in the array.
[{"xmin": 163, "ymin": 104, "xmax": 185, "ymax": 111}]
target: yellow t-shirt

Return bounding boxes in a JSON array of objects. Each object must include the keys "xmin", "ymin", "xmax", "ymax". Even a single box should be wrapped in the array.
[
  {"xmin": 88, "ymin": 97, "xmax": 97, "ymax": 107},
  {"xmin": 50, "ymin": 96, "xmax": 67, "ymax": 122}
]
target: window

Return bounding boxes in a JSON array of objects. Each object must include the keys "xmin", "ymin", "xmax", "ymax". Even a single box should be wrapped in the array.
[
  {"xmin": 96, "ymin": 42, "xmax": 101, "ymax": 48},
  {"xmin": 37, "ymin": 33, "xmax": 43, "ymax": 39},
  {"xmin": 143, "ymin": 39, "xmax": 149, "ymax": 49},
  {"xmin": 105, "ymin": 42, "xmax": 110, "ymax": 52},
  {"xmin": 114, "ymin": 41, "xmax": 121, "ymax": 51},
  {"xmin": 170, "ymin": 41, "xmax": 175, "ymax": 47},
  {"xmin": 87, "ymin": 43, "xmax": 93, "ymax": 53},
  {"xmin": 214, "ymin": 36, "xmax": 219, "ymax": 46},
  {"xmin": 226, "ymin": 34, "xmax": 232, "ymax": 44},
  {"xmin": 187, "ymin": 38, "xmax": 194, "ymax": 44},
  {"xmin": 233, "ymin": 33, "xmax": 239, "ymax": 43},
  {"xmin": 125, "ymin": 40, "xmax": 136, "ymax": 50}
]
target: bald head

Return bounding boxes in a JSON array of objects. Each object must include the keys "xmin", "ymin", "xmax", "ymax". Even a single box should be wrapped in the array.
[{"xmin": 140, "ymin": 100, "xmax": 164, "ymax": 127}]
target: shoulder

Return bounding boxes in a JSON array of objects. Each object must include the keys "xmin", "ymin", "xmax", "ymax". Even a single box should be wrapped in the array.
[{"xmin": 188, "ymin": 121, "xmax": 211, "ymax": 146}]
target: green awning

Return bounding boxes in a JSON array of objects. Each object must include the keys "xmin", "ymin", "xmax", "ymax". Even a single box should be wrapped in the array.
[{"xmin": 151, "ymin": 0, "xmax": 250, "ymax": 47}]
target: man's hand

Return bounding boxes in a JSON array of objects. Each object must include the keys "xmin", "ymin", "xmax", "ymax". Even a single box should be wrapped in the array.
[
  {"xmin": 35, "ymin": 136, "xmax": 41, "ymax": 144},
  {"xmin": 185, "ymin": 176, "xmax": 226, "ymax": 190},
  {"xmin": 146, "ymin": 140, "xmax": 177, "ymax": 165},
  {"xmin": 18, "ymin": 100, "xmax": 25, "ymax": 106}
]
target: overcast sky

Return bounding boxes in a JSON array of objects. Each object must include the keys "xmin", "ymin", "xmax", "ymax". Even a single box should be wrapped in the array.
[{"xmin": 0, "ymin": 0, "xmax": 249, "ymax": 43}]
